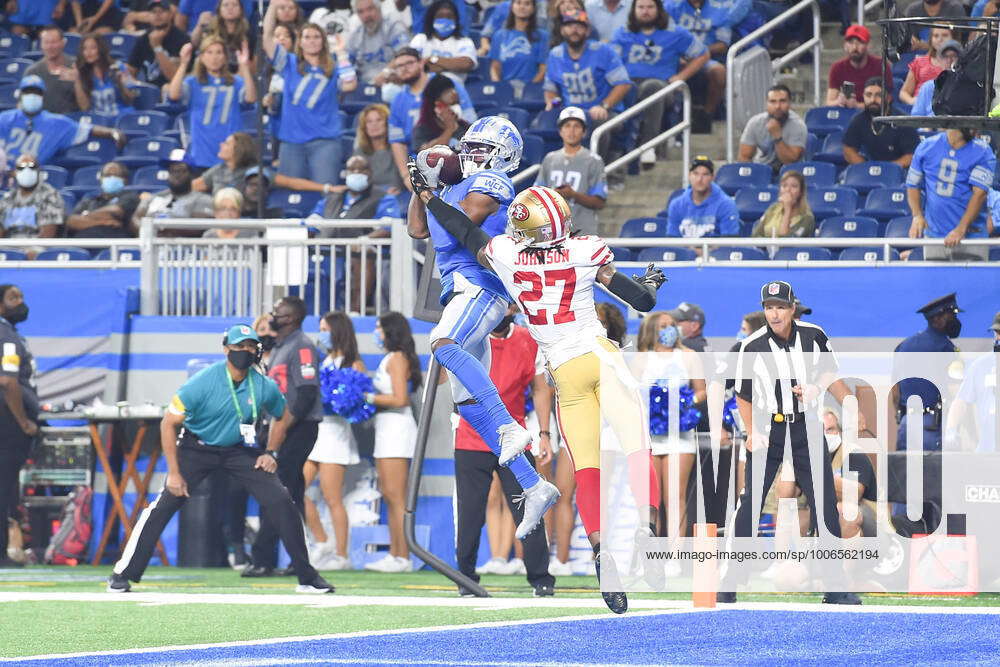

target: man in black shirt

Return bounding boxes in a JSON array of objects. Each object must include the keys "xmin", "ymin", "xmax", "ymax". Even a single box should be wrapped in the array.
[
  {"xmin": 127, "ymin": 0, "xmax": 190, "ymax": 88},
  {"xmin": 843, "ymin": 77, "xmax": 919, "ymax": 169},
  {"xmin": 720, "ymin": 280, "xmax": 863, "ymax": 605},
  {"xmin": 67, "ymin": 162, "xmax": 141, "ymax": 239}
]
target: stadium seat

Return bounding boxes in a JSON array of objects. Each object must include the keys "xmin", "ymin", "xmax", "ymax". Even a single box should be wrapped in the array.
[
  {"xmin": 36, "ymin": 247, "xmax": 92, "ymax": 261},
  {"xmin": 60, "ymin": 190, "xmax": 77, "ymax": 212},
  {"xmin": 708, "ymin": 246, "xmax": 768, "ymax": 261},
  {"xmin": 884, "ymin": 215, "xmax": 913, "ymax": 238},
  {"xmin": 805, "ymin": 132, "xmax": 821, "ymax": 160},
  {"xmin": 817, "ymin": 215, "xmax": 879, "ymax": 238},
  {"xmin": 841, "ymin": 161, "xmax": 905, "ymax": 194},
  {"xmin": 515, "ymin": 82, "xmax": 546, "ymax": 112},
  {"xmin": 990, "ymin": 246, "xmax": 1000, "ymax": 261},
  {"xmin": 41, "ymin": 166, "xmax": 70, "ymax": 190},
  {"xmin": 733, "ymin": 186, "xmax": 778, "ymax": 222},
  {"xmin": 858, "ymin": 187, "xmax": 908, "ymax": 222},
  {"xmin": 63, "ymin": 33, "xmax": 81, "ymax": 56},
  {"xmin": 608, "ymin": 247, "xmax": 633, "ymax": 262},
  {"xmin": 0, "ymin": 34, "xmax": 29, "ymax": 59},
  {"xmin": 636, "ymin": 247, "xmax": 697, "ymax": 262},
  {"xmin": 773, "ymin": 247, "xmax": 834, "ymax": 261},
  {"xmin": 0, "ymin": 249, "xmax": 27, "ymax": 261},
  {"xmin": 117, "ymin": 110, "xmax": 171, "ymax": 138},
  {"xmin": 68, "ymin": 111, "xmax": 116, "ymax": 126},
  {"xmin": 107, "ymin": 32, "xmax": 137, "ymax": 59},
  {"xmin": 520, "ymin": 133, "xmax": 544, "ymax": 168},
  {"xmin": 0, "ymin": 58, "xmax": 32, "ymax": 81},
  {"xmin": 133, "ymin": 165, "xmax": 169, "ymax": 187},
  {"xmin": 467, "ymin": 56, "xmax": 490, "ymax": 83},
  {"xmin": 529, "ymin": 108, "xmax": 561, "ymax": 143},
  {"xmin": 0, "ymin": 82, "xmax": 17, "ymax": 109},
  {"xmin": 495, "ymin": 106, "xmax": 531, "ymax": 130},
  {"xmin": 805, "ymin": 106, "xmax": 859, "ymax": 137},
  {"xmin": 813, "ymin": 131, "xmax": 847, "ymax": 166},
  {"xmin": 839, "ymin": 246, "xmax": 900, "ymax": 261},
  {"xmin": 267, "ymin": 189, "xmax": 323, "ymax": 217},
  {"xmin": 891, "ymin": 50, "xmax": 920, "ymax": 78},
  {"xmin": 62, "ymin": 184, "xmax": 98, "ymax": 200},
  {"xmin": 55, "ymin": 138, "xmax": 119, "ymax": 169},
  {"xmin": 714, "ymin": 162, "xmax": 771, "ymax": 196},
  {"xmin": 95, "ymin": 247, "xmax": 141, "ymax": 260},
  {"xmin": 118, "ymin": 137, "xmax": 180, "ymax": 168},
  {"xmin": 806, "ymin": 186, "xmax": 858, "ymax": 220},
  {"xmin": 619, "ymin": 216, "xmax": 669, "ymax": 238},
  {"xmin": 467, "ymin": 81, "xmax": 514, "ymax": 111},
  {"xmin": 907, "ymin": 247, "xmax": 924, "ymax": 260},
  {"xmin": 340, "ymin": 84, "xmax": 382, "ymax": 115},
  {"xmin": 130, "ymin": 83, "xmax": 161, "ymax": 111},
  {"xmin": 72, "ymin": 164, "xmax": 103, "ymax": 186},
  {"xmin": 780, "ymin": 161, "xmax": 835, "ymax": 187}
]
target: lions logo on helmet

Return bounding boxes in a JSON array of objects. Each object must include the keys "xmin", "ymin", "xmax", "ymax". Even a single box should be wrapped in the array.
[
  {"xmin": 508, "ymin": 186, "xmax": 572, "ymax": 247},
  {"xmin": 458, "ymin": 116, "xmax": 523, "ymax": 178}
]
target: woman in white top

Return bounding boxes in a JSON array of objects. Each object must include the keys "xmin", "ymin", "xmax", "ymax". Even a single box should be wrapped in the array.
[
  {"xmin": 303, "ymin": 311, "xmax": 366, "ymax": 570},
  {"xmin": 409, "ymin": 0, "xmax": 478, "ymax": 82},
  {"xmin": 364, "ymin": 311, "xmax": 422, "ymax": 573},
  {"xmin": 637, "ymin": 311, "xmax": 705, "ymax": 539}
]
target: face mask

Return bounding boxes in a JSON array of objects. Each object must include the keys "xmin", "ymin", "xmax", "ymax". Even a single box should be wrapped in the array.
[
  {"xmin": 227, "ymin": 349, "xmax": 256, "ymax": 370},
  {"xmin": 449, "ymin": 103, "xmax": 462, "ymax": 117},
  {"xmin": 345, "ymin": 173, "xmax": 369, "ymax": 192},
  {"xmin": 101, "ymin": 176, "xmax": 125, "ymax": 195},
  {"xmin": 492, "ymin": 314, "xmax": 515, "ymax": 335},
  {"xmin": 826, "ymin": 433, "xmax": 841, "ymax": 451},
  {"xmin": 20, "ymin": 93, "xmax": 42, "ymax": 114},
  {"xmin": 658, "ymin": 325, "xmax": 678, "ymax": 347},
  {"xmin": 433, "ymin": 18, "xmax": 456, "ymax": 38},
  {"xmin": 945, "ymin": 316, "xmax": 962, "ymax": 339},
  {"xmin": 4, "ymin": 303, "xmax": 28, "ymax": 324},
  {"xmin": 316, "ymin": 330, "xmax": 332, "ymax": 350},
  {"xmin": 15, "ymin": 167, "xmax": 38, "ymax": 189},
  {"xmin": 736, "ymin": 330, "xmax": 748, "ymax": 341},
  {"xmin": 374, "ymin": 329, "xmax": 385, "ymax": 349},
  {"xmin": 259, "ymin": 334, "xmax": 276, "ymax": 351}
]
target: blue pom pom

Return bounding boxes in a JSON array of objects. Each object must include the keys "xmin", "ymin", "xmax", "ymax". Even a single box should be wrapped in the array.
[
  {"xmin": 722, "ymin": 395, "xmax": 738, "ymax": 428},
  {"xmin": 648, "ymin": 382, "xmax": 701, "ymax": 435},
  {"xmin": 320, "ymin": 366, "xmax": 377, "ymax": 424}
]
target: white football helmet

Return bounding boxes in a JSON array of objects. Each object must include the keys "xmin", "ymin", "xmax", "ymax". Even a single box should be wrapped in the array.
[{"xmin": 457, "ymin": 116, "xmax": 523, "ymax": 177}]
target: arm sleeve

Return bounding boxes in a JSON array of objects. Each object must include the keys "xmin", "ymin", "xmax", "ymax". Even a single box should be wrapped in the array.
[
  {"xmin": 291, "ymin": 385, "xmax": 318, "ymax": 420},
  {"xmin": 606, "ymin": 270, "xmax": 657, "ymax": 312},
  {"xmin": 906, "ymin": 144, "xmax": 925, "ymax": 188},
  {"xmin": 970, "ymin": 151, "xmax": 996, "ymax": 191},
  {"xmin": 426, "ymin": 196, "xmax": 491, "ymax": 254}
]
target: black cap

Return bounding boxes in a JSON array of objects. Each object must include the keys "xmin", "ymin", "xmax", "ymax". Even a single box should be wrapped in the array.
[
  {"xmin": 690, "ymin": 155, "xmax": 714, "ymax": 174},
  {"xmin": 917, "ymin": 293, "xmax": 962, "ymax": 318},
  {"xmin": 147, "ymin": 0, "xmax": 171, "ymax": 9},
  {"xmin": 761, "ymin": 280, "xmax": 794, "ymax": 305},
  {"xmin": 793, "ymin": 297, "xmax": 812, "ymax": 317}
]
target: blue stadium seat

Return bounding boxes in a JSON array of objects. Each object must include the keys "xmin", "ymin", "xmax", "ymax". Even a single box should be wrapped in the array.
[
  {"xmin": 990, "ymin": 246, "xmax": 1000, "ymax": 261},
  {"xmin": 858, "ymin": 187, "xmax": 908, "ymax": 222},
  {"xmin": 62, "ymin": 184, "xmax": 98, "ymax": 200},
  {"xmin": 72, "ymin": 164, "xmax": 103, "ymax": 186},
  {"xmin": 133, "ymin": 165, "xmax": 169, "ymax": 187},
  {"xmin": 714, "ymin": 162, "xmax": 771, "ymax": 195},
  {"xmin": 813, "ymin": 131, "xmax": 847, "ymax": 166},
  {"xmin": 529, "ymin": 108, "xmax": 561, "ymax": 142},
  {"xmin": 119, "ymin": 136, "xmax": 180, "ymax": 168},
  {"xmin": 841, "ymin": 161, "xmax": 905, "ymax": 194},
  {"xmin": 106, "ymin": 32, "xmax": 137, "ymax": 59},
  {"xmin": 907, "ymin": 247, "xmax": 924, "ymax": 260},
  {"xmin": 709, "ymin": 246, "xmax": 768, "ymax": 261},
  {"xmin": 130, "ymin": 83, "xmax": 161, "ymax": 111},
  {"xmin": 806, "ymin": 185, "xmax": 858, "ymax": 220},
  {"xmin": 36, "ymin": 247, "xmax": 92, "ymax": 261},
  {"xmin": 733, "ymin": 186, "xmax": 778, "ymax": 222},
  {"xmin": 839, "ymin": 246, "xmax": 900, "ymax": 261},
  {"xmin": 495, "ymin": 106, "xmax": 531, "ymax": 130},
  {"xmin": 817, "ymin": 215, "xmax": 879, "ymax": 238},
  {"xmin": 805, "ymin": 106, "xmax": 859, "ymax": 137},
  {"xmin": 95, "ymin": 247, "xmax": 141, "ymax": 260},
  {"xmin": 267, "ymin": 189, "xmax": 323, "ymax": 217},
  {"xmin": 891, "ymin": 50, "xmax": 920, "ymax": 78},
  {"xmin": 55, "ymin": 138, "xmax": 119, "ymax": 169},
  {"xmin": 0, "ymin": 34, "xmax": 29, "ymax": 59},
  {"xmin": 773, "ymin": 247, "xmax": 834, "ymax": 261},
  {"xmin": 0, "ymin": 249, "xmax": 27, "ymax": 261},
  {"xmin": 467, "ymin": 56, "xmax": 490, "ymax": 83},
  {"xmin": 0, "ymin": 58, "xmax": 32, "ymax": 81},
  {"xmin": 884, "ymin": 215, "xmax": 913, "ymax": 238},
  {"xmin": 0, "ymin": 82, "xmax": 17, "ymax": 110},
  {"xmin": 620, "ymin": 217, "xmax": 669, "ymax": 238},
  {"xmin": 467, "ymin": 81, "xmax": 514, "ymax": 110},
  {"xmin": 520, "ymin": 133, "xmax": 544, "ymax": 168},
  {"xmin": 117, "ymin": 110, "xmax": 171, "ymax": 137},
  {"xmin": 780, "ymin": 161, "xmax": 835, "ymax": 187},
  {"xmin": 608, "ymin": 247, "xmax": 633, "ymax": 262},
  {"xmin": 63, "ymin": 33, "xmax": 81, "ymax": 56},
  {"xmin": 805, "ymin": 132, "xmax": 821, "ymax": 160},
  {"xmin": 340, "ymin": 84, "xmax": 382, "ymax": 115},
  {"xmin": 515, "ymin": 82, "xmax": 546, "ymax": 112},
  {"xmin": 41, "ymin": 165, "xmax": 69, "ymax": 190},
  {"xmin": 636, "ymin": 247, "xmax": 697, "ymax": 262},
  {"xmin": 68, "ymin": 111, "xmax": 116, "ymax": 126},
  {"xmin": 60, "ymin": 190, "xmax": 77, "ymax": 212}
]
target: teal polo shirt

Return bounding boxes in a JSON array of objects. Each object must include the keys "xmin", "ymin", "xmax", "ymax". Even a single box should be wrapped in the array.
[{"xmin": 169, "ymin": 361, "xmax": 286, "ymax": 446}]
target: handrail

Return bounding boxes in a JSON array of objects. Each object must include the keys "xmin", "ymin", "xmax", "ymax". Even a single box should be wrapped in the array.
[
  {"xmin": 859, "ymin": 0, "xmax": 880, "ymax": 27},
  {"xmin": 726, "ymin": 0, "xmax": 822, "ymax": 162}
]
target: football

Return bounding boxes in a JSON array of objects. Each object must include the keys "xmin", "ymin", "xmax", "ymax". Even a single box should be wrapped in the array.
[{"xmin": 424, "ymin": 146, "xmax": 464, "ymax": 185}]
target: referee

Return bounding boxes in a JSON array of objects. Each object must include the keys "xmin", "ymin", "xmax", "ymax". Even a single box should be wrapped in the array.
[
  {"xmin": 107, "ymin": 325, "xmax": 332, "ymax": 594},
  {"xmin": 720, "ymin": 281, "xmax": 861, "ymax": 605}
]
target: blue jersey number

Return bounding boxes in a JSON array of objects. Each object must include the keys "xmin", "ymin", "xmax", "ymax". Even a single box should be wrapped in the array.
[
  {"xmin": 936, "ymin": 158, "xmax": 959, "ymax": 197},
  {"xmin": 201, "ymin": 85, "xmax": 236, "ymax": 125},
  {"xmin": 627, "ymin": 43, "xmax": 662, "ymax": 65},
  {"xmin": 561, "ymin": 69, "xmax": 597, "ymax": 104},
  {"xmin": 290, "ymin": 73, "xmax": 330, "ymax": 110}
]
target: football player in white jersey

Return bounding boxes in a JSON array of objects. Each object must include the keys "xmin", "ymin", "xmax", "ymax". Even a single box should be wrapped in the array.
[{"xmin": 408, "ymin": 168, "xmax": 666, "ymax": 614}]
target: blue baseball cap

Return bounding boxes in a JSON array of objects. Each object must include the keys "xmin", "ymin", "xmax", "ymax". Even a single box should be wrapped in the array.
[
  {"xmin": 224, "ymin": 324, "xmax": 259, "ymax": 345},
  {"xmin": 18, "ymin": 75, "xmax": 46, "ymax": 93}
]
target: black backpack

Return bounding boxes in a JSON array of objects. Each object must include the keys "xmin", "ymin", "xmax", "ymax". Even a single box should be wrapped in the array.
[{"xmin": 932, "ymin": 33, "xmax": 997, "ymax": 117}]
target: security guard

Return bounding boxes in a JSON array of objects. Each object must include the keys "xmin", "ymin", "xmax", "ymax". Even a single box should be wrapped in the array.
[
  {"xmin": 0, "ymin": 284, "xmax": 37, "ymax": 568},
  {"xmin": 892, "ymin": 293, "xmax": 962, "ymax": 451},
  {"xmin": 107, "ymin": 325, "xmax": 332, "ymax": 594},
  {"xmin": 719, "ymin": 280, "xmax": 862, "ymax": 605}
]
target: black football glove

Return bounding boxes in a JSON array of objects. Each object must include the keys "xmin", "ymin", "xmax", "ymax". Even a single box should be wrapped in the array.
[
  {"xmin": 407, "ymin": 159, "xmax": 433, "ymax": 196},
  {"xmin": 632, "ymin": 263, "xmax": 667, "ymax": 290}
]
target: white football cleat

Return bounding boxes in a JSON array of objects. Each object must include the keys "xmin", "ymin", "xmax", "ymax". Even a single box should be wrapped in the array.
[
  {"xmin": 514, "ymin": 479, "xmax": 560, "ymax": 540},
  {"xmin": 497, "ymin": 422, "xmax": 532, "ymax": 466}
]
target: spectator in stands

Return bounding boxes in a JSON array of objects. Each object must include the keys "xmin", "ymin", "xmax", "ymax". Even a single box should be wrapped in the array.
[
  {"xmin": 24, "ymin": 26, "xmax": 79, "ymax": 114},
  {"xmin": 534, "ymin": 106, "xmax": 607, "ymax": 235},
  {"xmin": 8, "ymin": 0, "xmax": 62, "ymax": 35},
  {"xmin": 0, "ymin": 75, "xmax": 125, "ymax": 166},
  {"xmin": 826, "ymin": 24, "xmax": 892, "ymax": 109},
  {"xmin": 750, "ymin": 169, "xmax": 815, "ymax": 238},
  {"xmin": 899, "ymin": 28, "xmax": 955, "ymax": 106},
  {"xmin": 122, "ymin": 0, "xmax": 159, "ymax": 32},
  {"xmin": 204, "ymin": 187, "xmax": 256, "ymax": 238},
  {"xmin": 665, "ymin": 0, "xmax": 730, "ymax": 70},
  {"xmin": 262, "ymin": 23, "xmax": 295, "ymax": 115},
  {"xmin": 0, "ymin": 154, "xmax": 62, "ymax": 257},
  {"xmin": 168, "ymin": 38, "xmax": 257, "ymax": 169},
  {"xmin": 544, "ymin": 10, "xmax": 631, "ymax": 161},
  {"xmin": 410, "ymin": 0, "xmax": 478, "ymax": 82},
  {"xmin": 904, "ymin": 0, "xmax": 964, "ymax": 51},
  {"xmin": 238, "ymin": 166, "xmax": 285, "ymax": 218},
  {"xmin": 973, "ymin": 0, "xmax": 999, "ymax": 15},
  {"xmin": 308, "ymin": 0, "xmax": 353, "ymax": 43},
  {"xmin": 488, "ymin": 0, "xmax": 548, "ymax": 88},
  {"xmin": 175, "ymin": 0, "xmax": 251, "ymax": 31},
  {"xmin": 585, "ymin": 0, "xmax": 628, "ymax": 41},
  {"xmin": 263, "ymin": 2, "xmax": 357, "ymax": 185},
  {"xmin": 345, "ymin": 0, "xmax": 411, "ymax": 86},
  {"xmin": 132, "ymin": 148, "xmax": 215, "ymax": 225},
  {"xmin": 127, "ymin": 0, "xmax": 190, "ymax": 88},
  {"xmin": 74, "ymin": 34, "xmax": 137, "ymax": 119},
  {"xmin": 907, "ymin": 128, "xmax": 996, "ymax": 261},
  {"xmin": 412, "ymin": 74, "xmax": 471, "ymax": 150},
  {"xmin": 68, "ymin": 0, "xmax": 125, "ymax": 34},
  {"xmin": 272, "ymin": 0, "xmax": 306, "ymax": 32},
  {"xmin": 666, "ymin": 155, "xmax": 740, "ymax": 239},
  {"xmin": 667, "ymin": 301, "xmax": 708, "ymax": 351},
  {"xmin": 190, "ymin": 0, "xmax": 256, "ymax": 73},
  {"xmin": 612, "ymin": 0, "xmax": 709, "ymax": 168},
  {"xmin": 355, "ymin": 103, "xmax": 404, "ymax": 194},
  {"xmin": 738, "ymin": 84, "xmax": 806, "ymax": 172},
  {"xmin": 843, "ymin": 77, "xmax": 919, "ymax": 168},
  {"xmin": 397, "ymin": 0, "xmax": 469, "ymax": 38},
  {"xmin": 909, "ymin": 39, "xmax": 960, "ymax": 117},
  {"xmin": 67, "ymin": 161, "xmax": 141, "ymax": 238},
  {"xmin": 479, "ymin": 0, "xmax": 551, "ymax": 58}
]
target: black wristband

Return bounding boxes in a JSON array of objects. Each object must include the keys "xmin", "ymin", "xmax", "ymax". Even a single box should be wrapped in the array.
[{"xmin": 265, "ymin": 449, "xmax": 279, "ymax": 461}]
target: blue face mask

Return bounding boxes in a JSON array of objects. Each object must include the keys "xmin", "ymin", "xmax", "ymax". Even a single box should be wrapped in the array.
[
  {"xmin": 101, "ymin": 176, "xmax": 125, "ymax": 194},
  {"xmin": 374, "ymin": 329, "xmax": 384, "ymax": 349},
  {"xmin": 433, "ymin": 17, "xmax": 456, "ymax": 38},
  {"xmin": 316, "ymin": 330, "xmax": 332, "ymax": 350},
  {"xmin": 736, "ymin": 330, "xmax": 748, "ymax": 341},
  {"xmin": 658, "ymin": 325, "xmax": 679, "ymax": 347}
]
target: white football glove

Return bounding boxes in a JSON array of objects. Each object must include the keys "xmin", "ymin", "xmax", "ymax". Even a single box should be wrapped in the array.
[{"xmin": 415, "ymin": 145, "xmax": 452, "ymax": 189}]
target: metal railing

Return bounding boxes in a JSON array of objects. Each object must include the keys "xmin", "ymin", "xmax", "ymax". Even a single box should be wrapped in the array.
[
  {"xmin": 0, "ymin": 238, "xmax": 142, "ymax": 266},
  {"xmin": 859, "ymin": 0, "xmax": 881, "ymax": 27},
  {"xmin": 726, "ymin": 0, "xmax": 823, "ymax": 161}
]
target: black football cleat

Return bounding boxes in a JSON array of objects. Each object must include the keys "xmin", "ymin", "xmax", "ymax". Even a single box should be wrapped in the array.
[{"xmin": 595, "ymin": 553, "xmax": 628, "ymax": 614}]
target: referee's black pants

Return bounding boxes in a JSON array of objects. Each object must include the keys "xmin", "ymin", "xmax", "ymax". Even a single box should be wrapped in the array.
[
  {"xmin": 455, "ymin": 449, "xmax": 554, "ymax": 589},
  {"xmin": 114, "ymin": 441, "xmax": 318, "ymax": 585},
  {"xmin": 0, "ymin": 420, "xmax": 32, "ymax": 559},
  {"xmin": 251, "ymin": 419, "xmax": 318, "ymax": 569}
]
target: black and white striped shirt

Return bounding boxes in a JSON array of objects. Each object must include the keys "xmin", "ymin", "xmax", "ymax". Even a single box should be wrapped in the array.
[{"xmin": 734, "ymin": 320, "xmax": 838, "ymax": 415}]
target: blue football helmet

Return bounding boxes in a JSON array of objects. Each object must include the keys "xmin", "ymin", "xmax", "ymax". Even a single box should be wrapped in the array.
[{"xmin": 458, "ymin": 116, "xmax": 523, "ymax": 177}]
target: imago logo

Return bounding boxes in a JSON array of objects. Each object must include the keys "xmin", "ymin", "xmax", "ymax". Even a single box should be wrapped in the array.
[{"xmin": 964, "ymin": 485, "xmax": 1000, "ymax": 503}]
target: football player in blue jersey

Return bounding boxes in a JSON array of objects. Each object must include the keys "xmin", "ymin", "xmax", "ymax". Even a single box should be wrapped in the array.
[
  {"xmin": 906, "ymin": 128, "xmax": 996, "ymax": 262},
  {"xmin": 406, "ymin": 116, "xmax": 560, "ymax": 539},
  {"xmin": 0, "ymin": 75, "xmax": 125, "ymax": 167}
]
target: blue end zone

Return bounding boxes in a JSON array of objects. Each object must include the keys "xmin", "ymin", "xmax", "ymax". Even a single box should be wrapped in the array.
[{"xmin": 26, "ymin": 610, "xmax": 1000, "ymax": 665}]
